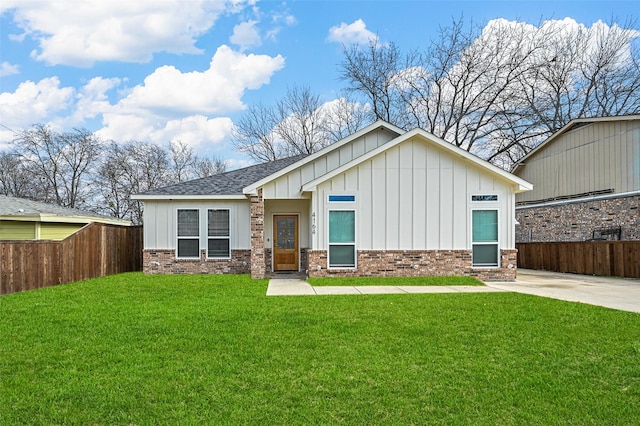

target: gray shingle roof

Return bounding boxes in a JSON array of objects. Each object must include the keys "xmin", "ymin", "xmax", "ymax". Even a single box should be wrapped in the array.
[
  {"xmin": 140, "ymin": 154, "xmax": 307, "ymax": 196},
  {"xmin": 0, "ymin": 195, "xmax": 121, "ymax": 221}
]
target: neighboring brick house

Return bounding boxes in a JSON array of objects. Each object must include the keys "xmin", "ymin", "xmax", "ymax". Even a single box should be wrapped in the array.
[
  {"xmin": 513, "ymin": 115, "xmax": 640, "ymax": 242},
  {"xmin": 133, "ymin": 120, "xmax": 532, "ymax": 280}
]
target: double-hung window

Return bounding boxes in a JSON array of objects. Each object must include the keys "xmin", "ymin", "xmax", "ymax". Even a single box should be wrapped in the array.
[
  {"xmin": 177, "ymin": 209, "xmax": 200, "ymax": 258},
  {"xmin": 208, "ymin": 209, "xmax": 230, "ymax": 258},
  {"xmin": 328, "ymin": 210, "xmax": 356, "ymax": 268},
  {"xmin": 472, "ymin": 209, "xmax": 499, "ymax": 267}
]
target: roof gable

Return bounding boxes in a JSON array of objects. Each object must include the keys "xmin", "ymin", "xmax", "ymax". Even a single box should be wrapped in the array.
[
  {"xmin": 512, "ymin": 115, "xmax": 640, "ymax": 173},
  {"xmin": 242, "ymin": 120, "xmax": 405, "ymax": 195},
  {"xmin": 301, "ymin": 128, "xmax": 533, "ymax": 193}
]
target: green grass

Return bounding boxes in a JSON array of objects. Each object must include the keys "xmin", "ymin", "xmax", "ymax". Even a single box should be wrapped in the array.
[
  {"xmin": 308, "ymin": 275, "xmax": 484, "ymax": 286},
  {"xmin": 1, "ymin": 273, "xmax": 639, "ymax": 425}
]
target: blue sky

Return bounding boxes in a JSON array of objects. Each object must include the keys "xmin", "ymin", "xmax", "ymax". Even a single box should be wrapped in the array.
[{"xmin": 1, "ymin": 0, "xmax": 638, "ymax": 168}]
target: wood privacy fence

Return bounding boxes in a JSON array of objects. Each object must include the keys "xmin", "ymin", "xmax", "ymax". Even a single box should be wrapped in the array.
[
  {"xmin": 1, "ymin": 223, "xmax": 143, "ymax": 295},
  {"xmin": 517, "ymin": 241, "xmax": 640, "ymax": 278}
]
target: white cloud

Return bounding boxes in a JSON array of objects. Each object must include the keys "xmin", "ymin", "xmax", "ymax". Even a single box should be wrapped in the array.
[
  {"xmin": 0, "ymin": 77, "xmax": 74, "ymax": 129},
  {"xmin": 0, "ymin": 46, "xmax": 285, "ymax": 150},
  {"xmin": 96, "ymin": 46, "xmax": 284, "ymax": 147},
  {"xmin": 327, "ymin": 19, "xmax": 378, "ymax": 45},
  {"xmin": 2, "ymin": 0, "xmax": 254, "ymax": 66},
  {"xmin": 0, "ymin": 61, "xmax": 20, "ymax": 76},
  {"xmin": 230, "ymin": 20, "xmax": 262, "ymax": 51},
  {"xmin": 106, "ymin": 45, "xmax": 285, "ymax": 117},
  {"xmin": 152, "ymin": 116, "xmax": 234, "ymax": 148}
]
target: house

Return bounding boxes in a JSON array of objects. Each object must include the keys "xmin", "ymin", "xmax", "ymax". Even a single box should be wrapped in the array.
[
  {"xmin": 512, "ymin": 115, "xmax": 640, "ymax": 242},
  {"xmin": 0, "ymin": 195, "xmax": 131, "ymax": 240},
  {"xmin": 133, "ymin": 121, "xmax": 532, "ymax": 280}
]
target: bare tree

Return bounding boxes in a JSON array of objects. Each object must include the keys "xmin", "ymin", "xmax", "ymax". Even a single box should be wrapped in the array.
[
  {"xmin": 338, "ymin": 17, "xmax": 640, "ymax": 169},
  {"xmin": 339, "ymin": 39, "xmax": 405, "ymax": 126},
  {"xmin": 233, "ymin": 85, "xmax": 367, "ymax": 162},
  {"xmin": 0, "ymin": 152, "xmax": 42, "ymax": 199},
  {"xmin": 96, "ymin": 140, "xmax": 170, "ymax": 224},
  {"xmin": 11, "ymin": 124, "xmax": 102, "ymax": 208},
  {"xmin": 169, "ymin": 140, "xmax": 198, "ymax": 183},
  {"xmin": 194, "ymin": 154, "xmax": 228, "ymax": 178},
  {"xmin": 232, "ymin": 102, "xmax": 282, "ymax": 162},
  {"xmin": 275, "ymin": 86, "xmax": 330, "ymax": 156}
]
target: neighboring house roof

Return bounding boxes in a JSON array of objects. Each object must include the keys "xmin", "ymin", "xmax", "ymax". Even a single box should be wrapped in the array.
[
  {"xmin": 512, "ymin": 115, "xmax": 640, "ymax": 173},
  {"xmin": 0, "ymin": 195, "xmax": 131, "ymax": 225},
  {"xmin": 300, "ymin": 127, "xmax": 533, "ymax": 193},
  {"xmin": 133, "ymin": 154, "xmax": 307, "ymax": 200}
]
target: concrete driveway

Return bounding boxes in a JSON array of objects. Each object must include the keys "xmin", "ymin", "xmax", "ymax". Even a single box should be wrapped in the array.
[{"xmin": 487, "ymin": 269, "xmax": 640, "ymax": 313}]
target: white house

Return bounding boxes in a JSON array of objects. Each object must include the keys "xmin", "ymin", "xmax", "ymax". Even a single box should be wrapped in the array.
[{"xmin": 133, "ymin": 121, "xmax": 532, "ymax": 280}]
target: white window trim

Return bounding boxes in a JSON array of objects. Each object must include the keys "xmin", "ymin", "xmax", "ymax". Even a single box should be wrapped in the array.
[
  {"xmin": 327, "ymin": 208, "xmax": 357, "ymax": 269},
  {"xmin": 471, "ymin": 208, "xmax": 500, "ymax": 268},
  {"xmin": 207, "ymin": 208, "xmax": 231, "ymax": 260},
  {"xmin": 176, "ymin": 208, "xmax": 200, "ymax": 259}
]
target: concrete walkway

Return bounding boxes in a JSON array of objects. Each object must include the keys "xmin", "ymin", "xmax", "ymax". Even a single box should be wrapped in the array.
[
  {"xmin": 267, "ymin": 270, "xmax": 640, "ymax": 314},
  {"xmin": 487, "ymin": 269, "xmax": 640, "ymax": 314},
  {"xmin": 266, "ymin": 279, "xmax": 507, "ymax": 296}
]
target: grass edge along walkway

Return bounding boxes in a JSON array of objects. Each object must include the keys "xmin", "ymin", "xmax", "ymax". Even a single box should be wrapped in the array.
[{"xmin": 307, "ymin": 275, "xmax": 484, "ymax": 286}]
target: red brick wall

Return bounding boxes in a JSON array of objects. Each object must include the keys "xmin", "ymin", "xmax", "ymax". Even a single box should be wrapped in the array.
[
  {"xmin": 307, "ymin": 249, "xmax": 517, "ymax": 281},
  {"xmin": 143, "ymin": 249, "xmax": 251, "ymax": 274},
  {"xmin": 516, "ymin": 194, "xmax": 640, "ymax": 242}
]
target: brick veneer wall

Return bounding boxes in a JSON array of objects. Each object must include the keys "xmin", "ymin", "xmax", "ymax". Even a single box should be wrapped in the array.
[
  {"xmin": 307, "ymin": 249, "xmax": 517, "ymax": 281},
  {"xmin": 143, "ymin": 249, "xmax": 251, "ymax": 274},
  {"xmin": 250, "ymin": 189, "xmax": 266, "ymax": 279},
  {"xmin": 516, "ymin": 194, "xmax": 640, "ymax": 242}
]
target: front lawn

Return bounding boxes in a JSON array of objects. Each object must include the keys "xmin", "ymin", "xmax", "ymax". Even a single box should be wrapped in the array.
[
  {"xmin": 308, "ymin": 275, "xmax": 484, "ymax": 286},
  {"xmin": 1, "ymin": 273, "xmax": 639, "ymax": 424}
]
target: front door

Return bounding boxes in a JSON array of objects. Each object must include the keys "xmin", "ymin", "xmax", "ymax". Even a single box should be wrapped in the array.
[{"xmin": 273, "ymin": 215, "xmax": 298, "ymax": 271}]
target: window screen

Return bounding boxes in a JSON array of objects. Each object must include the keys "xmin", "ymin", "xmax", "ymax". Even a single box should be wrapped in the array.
[
  {"xmin": 177, "ymin": 209, "xmax": 199, "ymax": 258},
  {"xmin": 207, "ymin": 209, "xmax": 230, "ymax": 258}
]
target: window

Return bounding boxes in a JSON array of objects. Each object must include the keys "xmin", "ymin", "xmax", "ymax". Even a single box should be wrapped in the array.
[
  {"xmin": 208, "ymin": 209, "xmax": 230, "ymax": 258},
  {"xmin": 472, "ymin": 210, "xmax": 499, "ymax": 267},
  {"xmin": 328, "ymin": 194, "xmax": 356, "ymax": 202},
  {"xmin": 177, "ymin": 209, "xmax": 199, "ymax": 258},
  {"xmin": 471, "ymin": 194, "xmax": 498, "ymax": 202},
  {"xmin": 328, "ymin": 210, "xmax": 356, "ymax": 268}
]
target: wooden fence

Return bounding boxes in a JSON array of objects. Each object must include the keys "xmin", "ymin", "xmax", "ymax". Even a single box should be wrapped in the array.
[
  {"xmin": 517, "ymin": 241, "xmax": 640, "ymax": 278},
  {"xmin": 1, "ymin": 223, "xmax": 143, "ymax": 295}
]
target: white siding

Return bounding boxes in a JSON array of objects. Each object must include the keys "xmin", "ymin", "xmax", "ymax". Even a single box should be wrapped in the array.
[
  {"xmin": 314, "ymin": 136, "xmax": 516, "ymax": 251},
  {"xmin": 142, "ymin": 199, "xmax": 251, "ymax": 250},
  {"xmin": 516, "ymin": 120, "xmax": 640, "ymax": 204},
  {"xmin": 263, "ymin": 127, "xmax": 399, "ymax": 199}
]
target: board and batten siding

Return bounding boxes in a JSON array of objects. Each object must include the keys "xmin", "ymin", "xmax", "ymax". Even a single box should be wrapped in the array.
[
  {"xmin": 516, "ymin": 120, "xmax": 640, "ymax": 204},
  {"xmin": 312, "ymin": 136, "xmax": 517, "ymax": 251},
  {"xmin": 262, "ymin": 127, "xmax": 399, "ymax": 199},
  {"xmin": 142, "ymin": 200, "xmax": 251, "ymax": 250}
]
